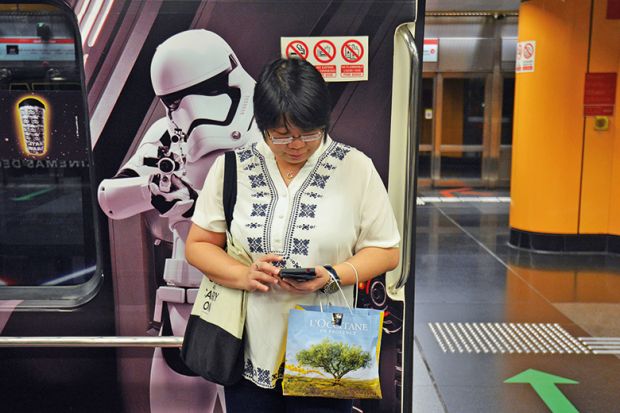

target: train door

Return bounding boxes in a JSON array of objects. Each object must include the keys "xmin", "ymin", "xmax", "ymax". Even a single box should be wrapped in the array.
[
  {"xmin": 0, "ymin": 1, "xmax": 121, "ymax": 412},
  {"xmin": 416, "ymin": 18, "xmax": 518, "ymax": 189},
  {"xmin": 1, "ymin": 1, "xmax": 423, "ymax": 412}
]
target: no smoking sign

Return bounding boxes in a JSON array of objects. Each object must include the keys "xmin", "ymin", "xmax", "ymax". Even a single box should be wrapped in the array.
[
  {"xmin": 286, "ymin": 40, "xmax": 308, "ymax": 60},
  {"xmin": 516, "ymin": 40, "xmax": 536, "ymax": 73},
  {"xmin": 523, "ymin": 43, "xmax": 534, "ymax": 59}
]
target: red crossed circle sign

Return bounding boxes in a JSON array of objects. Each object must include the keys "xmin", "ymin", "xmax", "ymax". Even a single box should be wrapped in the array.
[
  {"xmin": 341, "ymin": 39, "xmax": 364, "ymax": 63},
  {"xmin": 523, "ymin": 43, "xmax": 534, "ymax": 59},
  {"xmin": 313, "ymin": 40, "xmax": 336, "ymax": 63},
  {"xmin": 286, "ymin": 40, "xmax": 308, "ymax": 60}
]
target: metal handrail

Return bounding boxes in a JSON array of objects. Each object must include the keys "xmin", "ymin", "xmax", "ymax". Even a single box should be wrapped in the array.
[
  {"xmin": 426, "ymin": 11, "xmax": 518, "ymax": 18},
  {"xmin": 391, "ymin": 25, "xmax": 419, "ymax": 291},
  {"xmin": 0, "ymin": 336, "xmax": 183, "ymax": 348}
]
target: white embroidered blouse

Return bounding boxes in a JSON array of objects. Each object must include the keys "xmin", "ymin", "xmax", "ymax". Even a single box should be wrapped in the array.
[{"xmin": 192, "ymin": 135, "xmax": 400, "ymax": 388}]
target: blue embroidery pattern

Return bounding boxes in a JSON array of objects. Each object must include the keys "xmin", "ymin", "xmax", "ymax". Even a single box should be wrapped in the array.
[
  {"xmin": 306, "ymin": 192, "xmax": 323, "ymax": 199},
  {"xmin": 310, "ymin": 174, "xmax": 330, "ymax": 189},
  {"xmin": 323, "ymin": 163, "xmax": 336, "ymax": 170},
  {"xmin": 249, "ymin": 174, "xmax": 267, "ymax": 188},
  {"xmin": 238, "ymin": 149, "xmax": 253, "ymax": 162},
  {"xmin": 288, "ymin": 258, "xmax": 302, "ymax": 269},
  {"xmin": 330, "ymin": 145, "xmax": 350, "ymax": 160},
  {"xmin": 243, "ymin": 359, "xmax": 254, "ymax": 377},
  {"xmin": 256, "ymin": 368, "xmax": 270, "ymax": 384},
  {"xmin": 291, "ymin": 238, "xmax": 310, "ymax": 256},
  {"xmin": 251, "ymin": 191, "xmax": 269, "ymax": 198},
  {"xmin": 243, "ymin": 358, "xmax": 282, "ymax": 387},
  {"xmin": 251, "ymin": 203, "xmax": 269, "ymax": 217},
  {"xmin": 246, "ymin": 223, "xmax": 263, "ymax": 229},
  {"xmin": 244, "ymin": 163, "xmax": 258, "ymax": 171},
  {"xmin": 298, "ymin": 224, "xmax": 316, "ymax": 230},
  {"xmin": 247, "ymin": 237, "xmax": 264, "ymax": 253},
  {"xmin": 299, "ymin": 203, "xmax": 316, "ymax": 218}
]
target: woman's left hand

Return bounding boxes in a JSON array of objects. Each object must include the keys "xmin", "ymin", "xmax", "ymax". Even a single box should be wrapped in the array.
[{"xmin": 278, "ymin": 265, "xmax": 331, "ymax": 295}]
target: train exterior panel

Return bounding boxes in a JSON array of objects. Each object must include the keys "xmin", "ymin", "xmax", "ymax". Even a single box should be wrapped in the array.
[{"xmin": 0, "ymin": 1, "xmax": 421, "ymax": 412}]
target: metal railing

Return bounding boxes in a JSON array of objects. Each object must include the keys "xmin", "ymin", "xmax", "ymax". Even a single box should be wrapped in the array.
[
  {"xmin": 0, "ymin": 336, "xmax": 182, "ymax": 347},
  {"xmin": 426, "ymin": 11, "xmax": 518, "ymax": 18}
]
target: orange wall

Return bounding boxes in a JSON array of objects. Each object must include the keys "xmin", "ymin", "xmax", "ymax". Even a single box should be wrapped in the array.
[
  {"xmin": 580, "ymin": 0, "xmax": 620, "ymax": 235},
  {"xmin": 442, "ymin": 79, "xmax": 464, "ymax": 149},
  {"xmin": 511, "ymin": 0, "xmax": 620, "ymax": 236}
]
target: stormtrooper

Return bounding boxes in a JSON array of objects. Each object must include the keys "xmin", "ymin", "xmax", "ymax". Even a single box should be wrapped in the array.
[{"xmin": 98, "ymin": 30, "xmax": 259, "ymax": 412}]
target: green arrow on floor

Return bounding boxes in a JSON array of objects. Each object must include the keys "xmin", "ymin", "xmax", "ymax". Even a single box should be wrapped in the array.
[
  {"xmin": 11, "ymin": 187, "xmax": 54, "ymax": 201},
  {"xmin": 505, "ymin": 369, "xmax": 579, "ymax": 413}
]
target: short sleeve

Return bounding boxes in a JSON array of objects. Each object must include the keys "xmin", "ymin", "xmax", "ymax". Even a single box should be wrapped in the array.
[
  {"xmin": 355, "ymin": 158, "xmax": 400, "ymax": 252},
  {"xmin": 192, "ymin": 154, "xmax": 226, "ymax": 233}
]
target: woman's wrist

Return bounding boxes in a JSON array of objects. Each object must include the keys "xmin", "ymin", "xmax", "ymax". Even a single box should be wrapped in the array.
[
  {"xmin": 320, "ymin": 265, "xmax": 341, "ymax": 294},
  {"xmin": 332, "ymin": 262, "xmax": 356, "ymax": 287}
]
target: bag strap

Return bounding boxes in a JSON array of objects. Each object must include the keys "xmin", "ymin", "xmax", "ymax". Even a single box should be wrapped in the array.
[{"xmin": 223, "ymin": 151, "xmax": 237, "ymax": 231}]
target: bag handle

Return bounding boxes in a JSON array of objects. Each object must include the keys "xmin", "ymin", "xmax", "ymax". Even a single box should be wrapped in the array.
[
  {"xmin": 319, "ymin": 271, "xmax": 354, "ymax": 315},
  {"xmin": 343, "ymin": 261, "xmax": 359, "ymax": 308},
  {"xmin": 223, "ymin": 151, "xmax": 237, "ymax": 231}
]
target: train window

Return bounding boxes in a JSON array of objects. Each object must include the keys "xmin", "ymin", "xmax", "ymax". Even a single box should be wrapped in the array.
[{"xmin": 0, "ymin": 2, "xmax": 101, "ymax": 306}]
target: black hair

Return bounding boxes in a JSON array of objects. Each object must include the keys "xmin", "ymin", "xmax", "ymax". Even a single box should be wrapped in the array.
[{"xmin": 253, "ymin": 58, "xmax": 331, "ymax": 135}]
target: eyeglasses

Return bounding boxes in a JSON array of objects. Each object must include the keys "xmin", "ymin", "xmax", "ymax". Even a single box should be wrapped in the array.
[{"xmin": 266, "ymin": 129, "xmax": 324, "ymax": 145}]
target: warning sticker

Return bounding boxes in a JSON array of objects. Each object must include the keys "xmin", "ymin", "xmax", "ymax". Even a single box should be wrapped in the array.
[
  {"xmin": 341, "ymin": 39, "xmax": 364, "ymax": 63},
  {"xmin": 281, "ymin": 36, "xmax": 368, "ymax": 82},
  {"xmin": 313, "ymin": 40, "xmax": 336, "ymax": 63},
  {"xmin": 315, "ymin": 65, "xmax": 337, "ymax": 78},
  {"xmin": 516, "ymin": 40, "xmax": 536, "ymax": 73},
  {"xmin": 423, "ymin": 38, "xmax": 439, "ymax": 63},
  {"xmin": 285, "ymin": 40, "xmax": 309, "ymax": 60}
]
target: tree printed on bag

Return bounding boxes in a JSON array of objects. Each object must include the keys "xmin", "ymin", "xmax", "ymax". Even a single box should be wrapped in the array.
[{"xmin": 296, "ymin": 339, "xmax": 371, "ymax": 385}]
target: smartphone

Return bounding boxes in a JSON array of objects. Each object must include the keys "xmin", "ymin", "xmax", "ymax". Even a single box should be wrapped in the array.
[{"xmin": 280, "ymin": 267, "xmax": 316, "ymax": 282}]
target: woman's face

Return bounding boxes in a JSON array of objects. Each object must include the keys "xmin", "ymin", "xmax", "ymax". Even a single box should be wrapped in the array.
[{"xmin": 265, "ymin": 124, "xmax": 324, "ymax": 166}]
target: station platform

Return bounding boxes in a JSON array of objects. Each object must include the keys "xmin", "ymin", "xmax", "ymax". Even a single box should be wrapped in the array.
[{"xmin": 412, "ymin": 193, "xmax": 620, "ymax": 412}]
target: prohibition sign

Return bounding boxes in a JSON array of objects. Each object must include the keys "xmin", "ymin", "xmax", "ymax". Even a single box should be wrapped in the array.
[
  {"xmin": 313, "ymin": 40, "xmax": 336, "ymax": 63},
  {"xmin": 286, "ymin": 40, "xmax": 308, "ymax": 60},
  {"xmin": 523, "ymin": 42, "xmax": 534, "ymax": 59},
  {"xmin": 341, "ymin": 39, "xmax": 364, "ymax": 63}
]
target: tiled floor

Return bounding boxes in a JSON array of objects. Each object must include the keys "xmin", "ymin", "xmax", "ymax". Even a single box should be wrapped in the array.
[{"xmin": 412, "ymin": 200, "xmax": 620, "ymax": 412}]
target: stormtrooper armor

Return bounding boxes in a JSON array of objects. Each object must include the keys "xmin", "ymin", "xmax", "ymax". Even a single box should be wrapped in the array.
[
  {"xmin": 151, "ymin": 29, "xmax": 256, "ymax": 162},
  {"xmin": 98, "ymin": 30, "xmax": 257, "ymax": 221},
  {"xmin": 97, "ymin": 30, "xmax": 260, "ymax": 413}
]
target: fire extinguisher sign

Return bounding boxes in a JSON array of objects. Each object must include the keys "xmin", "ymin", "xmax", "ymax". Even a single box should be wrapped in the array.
[{"xmin": 281, "ymin": 36, "xmax": 368, "ymax": 82}]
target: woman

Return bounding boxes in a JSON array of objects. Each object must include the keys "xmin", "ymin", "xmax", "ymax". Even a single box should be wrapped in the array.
[{"xmin": 186, "ymin": 57, "xmax": 400, "ymax": 413}]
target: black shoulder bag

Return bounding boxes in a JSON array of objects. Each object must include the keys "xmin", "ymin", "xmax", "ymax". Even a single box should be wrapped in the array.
[{"xmin": 181, "ymin": 151, "xmax": 250, "ymax": 385}]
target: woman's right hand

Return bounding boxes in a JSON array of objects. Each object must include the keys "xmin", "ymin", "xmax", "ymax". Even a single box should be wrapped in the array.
[{"xmin": 243, "ymin": 254, "xmax": 282, "ymax": 292}]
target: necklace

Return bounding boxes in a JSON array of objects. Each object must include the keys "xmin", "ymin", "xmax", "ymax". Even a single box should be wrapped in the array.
[{"xmin": 276, "ymin": 159, "xmax": 301, "ymax": 182}]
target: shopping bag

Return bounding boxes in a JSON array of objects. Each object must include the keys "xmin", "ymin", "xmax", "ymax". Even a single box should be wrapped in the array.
[
  {"xmin": 283, "ymin": 304, "xmax": 384, "ymax": 399},
  {"xmin": 181, "ymin": 233, "xmax": 252, "ymax": 385},
  {"xmin": 181, "ymin": 150, "xmax": 247, "ymax": 385}
]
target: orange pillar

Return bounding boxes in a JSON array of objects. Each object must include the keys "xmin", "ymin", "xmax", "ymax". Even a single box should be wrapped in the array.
[{"xmin": 510, "ymin": 0, "xmax": 620, "ymax": 252}]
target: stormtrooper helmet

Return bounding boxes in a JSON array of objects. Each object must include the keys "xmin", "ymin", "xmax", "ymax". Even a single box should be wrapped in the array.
[{"xmin": 150, "ymin": 30, "xmax": 256, "ymax": 162}]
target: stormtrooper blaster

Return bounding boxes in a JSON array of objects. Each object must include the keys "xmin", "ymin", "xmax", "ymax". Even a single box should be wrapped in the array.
[{"xmin": 156, "ymin": 136, "xmax": 186, "ymax": 193}]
